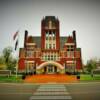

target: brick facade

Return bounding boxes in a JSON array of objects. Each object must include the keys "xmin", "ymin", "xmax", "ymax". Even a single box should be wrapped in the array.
[{"xmin": 18, "ymin": 16, "xmax": 82, "ymax": 74}]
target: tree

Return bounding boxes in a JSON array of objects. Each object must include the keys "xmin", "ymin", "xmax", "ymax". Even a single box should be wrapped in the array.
[
  {"xmin": 0, "ymin": 55, "xmax": 4, "ymax": 64},
  {"xmin": 3, "ymin": 46, "xmax": 12, "ymax": 65},
  {"xmin": 0, "ymin": 55, "xmax": 5, "ymax": 69},
  {"xmin": 86, "ymin": 58, "xmax": 97, "ymax": 73},
  {"xmin": 7, "ymin": 57, "xmax": 17, "ymax": 73},
  {"xmin": 2, "ymin": 46, "xmax": 17, "ymax": 72}
]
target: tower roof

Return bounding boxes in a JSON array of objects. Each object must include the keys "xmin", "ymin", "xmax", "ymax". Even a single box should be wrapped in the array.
[
  {"xmin": 42, "ymin": 16, "xmax": 59, "ymax": 28},
  {"xmin": 27, "ymin": 36, "xmax": 34, "ymax": 43},
  {"xmin": 43, "ymin": 16, "xmax": 58, "ymax": 24},
  {"xmin": 66, "ymin": 36, "xmax": 74, "ymax": 43},
  {"xmin": 45, "ymin": 16, "xmax": 56, "ymax": 21}
]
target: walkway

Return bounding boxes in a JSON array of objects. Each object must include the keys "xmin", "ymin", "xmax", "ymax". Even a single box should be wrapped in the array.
[
  {"xmin": 29, "ymin": 84, "xmax": 72, "ymax": 100},
  {"xmin": 24, "ymin": 74, "xmax": 77, "ymax": 83}
]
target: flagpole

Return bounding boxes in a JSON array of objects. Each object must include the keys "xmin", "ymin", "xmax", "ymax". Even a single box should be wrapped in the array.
[
  {"xmin": 16, "ymin": 30, "xmax": 19, "ymax": 78},
  {"xmin": 16, "ymin": 58, "xmax": 18, "ymax": 78}
]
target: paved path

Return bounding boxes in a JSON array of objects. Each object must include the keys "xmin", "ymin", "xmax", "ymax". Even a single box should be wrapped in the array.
[
  {"xmin": 24, "ymin": 74, "xmax": 77, "ymax": 83},
  {"xmin": 29, "ymin": 84, "xmax": 72, "ymax": 100}
]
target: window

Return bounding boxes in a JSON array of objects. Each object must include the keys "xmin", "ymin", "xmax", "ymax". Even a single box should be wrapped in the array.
[
  {"xmin": 67, "ymin": 51, "xmax": 70, "ymax": 57},
  {"xmin": 49, "ymin": 44, "xmax": 51, "ymax": 49},
  {"xmin": 53, "ymin": 44, "xmax": 55, "ymax": 49},
  {"xmin": 53, "ymin": 37, "xmax": 55, "ymax": 40},
  {"xmin": 45, "ymin": 55, "xmax": 47, "ymax": 60},
  {"xmin": 67, "ymin": 49, "xmax": 70, "ymax": 51},
  {"xmin": 71, "ymin": 49, "xmax": 74, "ymax": 51},
  {"xmin": 26, "ymin": 51, "xmax": 32, "ymax": 57},
  {"xmin": 54, "ymin": 55, "xmax": 56, "ymax": 61},
  {"xmin": 67, "ymin": 46, "xmax": 69, "ymax": 48},
  {"xmin": 48, "ymin": 55, "xmax": 50, "ymax": 60},
  {"xmin": 67, "ymin": 45, "xmax": 74, "ymax": 51},
  {"xmin": 51, "ymin": 55, "xmax": 53, "ymax": 60},
  {"xmin": 46, "ymin": 43, "xmax": 48, "ymax": 49},
  {"xmin": 71, "ymin": 45, "xmax": 73, "ymax": 48},
  {"xmin": 46, "ymin": 37, "xmax": 48, "ymax": 40}
]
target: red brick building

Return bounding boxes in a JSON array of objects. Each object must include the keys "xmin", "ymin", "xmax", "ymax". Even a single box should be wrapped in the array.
[{"xmin": 18, "ymin": 16, "xmax": 82, "ymax": 74}]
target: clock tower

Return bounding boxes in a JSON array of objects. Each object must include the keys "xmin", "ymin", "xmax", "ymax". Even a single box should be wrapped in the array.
[{"xmin": 41, "ymin": 16, "xmax": 60, "ymax": 50}]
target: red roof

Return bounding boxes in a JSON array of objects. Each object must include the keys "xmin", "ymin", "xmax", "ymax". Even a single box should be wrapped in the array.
[
  {"xmin": 27, "ymin": 36, "xmax": 34, "ymax": 43},
  {"xmin": 67, "ymin": 36, "xmax": 74, "ymax": 43}
]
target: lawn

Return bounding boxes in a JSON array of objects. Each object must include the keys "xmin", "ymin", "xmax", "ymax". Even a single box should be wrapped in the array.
[
  {"xmin": 80, "ymin": 74, "xmax": 100, "ymax": 81},
  {"xmin": 0, "ymin": 75, "xmax": 23, "ymax": 83}
]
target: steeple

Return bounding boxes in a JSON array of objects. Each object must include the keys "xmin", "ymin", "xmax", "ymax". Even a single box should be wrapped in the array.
[{"xmin": 72, "ymin": 30, "xmax": 77, "ymax": 47}]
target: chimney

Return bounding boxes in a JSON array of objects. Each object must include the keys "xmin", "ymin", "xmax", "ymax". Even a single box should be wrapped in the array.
[
  {"xmin": 72, "ymin": 30, "xmax": 77, "ymax": 47},
  {"xmin": 24, "ymin": 30, "xmax": 28, "ymax": 48}
]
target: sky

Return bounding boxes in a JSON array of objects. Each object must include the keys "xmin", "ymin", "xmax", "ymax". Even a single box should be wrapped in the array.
[{"xmin": 0, "ymin": 0, "xmax": 100, "ymax": 64}]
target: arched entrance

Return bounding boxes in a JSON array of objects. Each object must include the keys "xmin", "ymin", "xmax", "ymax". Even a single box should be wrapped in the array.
[
  {"xmin": 37, "ymin": 61, "xmax": 64, "ymax": 74},
  {"xmin": 43, "ymin": 65, "xmax": 57, "ymax": 74}
]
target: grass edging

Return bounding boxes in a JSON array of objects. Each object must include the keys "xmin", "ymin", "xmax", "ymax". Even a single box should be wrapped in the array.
[
  {"xmin": 80, "ymin": 74, "xmax": 100, "ymax": 81},
  {"xmin": 0, "ymin": 75, "xmax": 23, "ymax": 83}
]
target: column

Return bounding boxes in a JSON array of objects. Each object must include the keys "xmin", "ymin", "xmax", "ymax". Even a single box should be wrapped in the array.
[
  {"xmin": 47, "ymin": 31, "xmax": 49, "ymax": 49},
  {"xmin": 52, "ymin": 31, "xmax": 53, "ymax": 49}
]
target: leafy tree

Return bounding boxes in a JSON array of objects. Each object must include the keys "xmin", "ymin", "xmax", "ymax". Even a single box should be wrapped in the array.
[
  {"xmin": 86, "ymin": 58, "xmax": 97, "ymax": 73},
  {"xmin": 2, "ymin": 46, "xmax": 17, "ymax": 72},
  {"xmin": 3, "ymin": 46, "xmax": 12, "ymax": 65},
  {"xmin": 7, "ymin": 57, "xmax": 17, "ymax": 72},
  {"xmin": 0, "ymin": 55, "xmax": 4, "ymax": 64},
  {"xmin": 0, "ymin": 55, "xmax": 5, "ymax": 70}
]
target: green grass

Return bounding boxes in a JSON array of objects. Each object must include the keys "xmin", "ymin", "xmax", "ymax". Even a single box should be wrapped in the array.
[
  {"xmin": 0, "ymin": 75, "xmax": 23, "ymax": 83},
  {"xmin": 80, "ymin": 74, "xmax": 100, "ymax": 81}
]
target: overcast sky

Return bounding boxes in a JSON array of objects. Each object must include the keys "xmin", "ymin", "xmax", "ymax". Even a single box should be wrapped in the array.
[{"xmin": 0, "ymin": 0, "xmax": 100, "ymax": 64}]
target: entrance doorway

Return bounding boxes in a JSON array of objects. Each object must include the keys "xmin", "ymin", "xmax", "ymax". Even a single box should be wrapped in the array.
[
  {"xmin": 37, "ymin": 61, "xmax": 64, "ymax": 74},
  {"xmin": 44, "ymin": 65, "xmax": 57, "ymax": 74}
]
